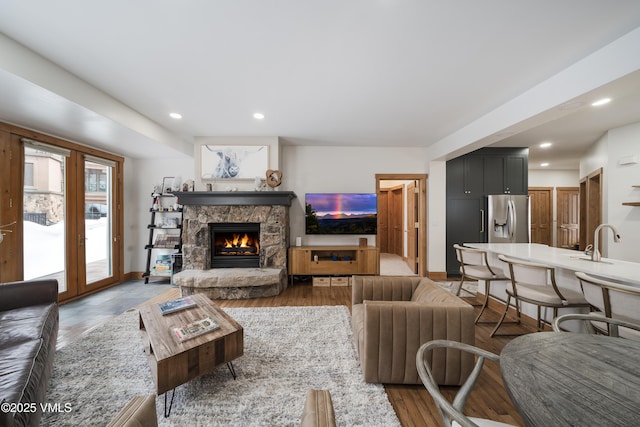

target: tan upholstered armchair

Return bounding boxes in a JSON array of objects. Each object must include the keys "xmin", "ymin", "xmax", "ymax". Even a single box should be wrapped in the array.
[{"xmin": 351, "ymin": 276, "xmax": 475, "ymax": 385}]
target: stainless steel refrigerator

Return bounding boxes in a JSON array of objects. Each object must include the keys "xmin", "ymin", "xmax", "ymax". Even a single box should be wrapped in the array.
[{"xmin": 487, "ymin": 195, "xmax": 530, "ymax": 243}]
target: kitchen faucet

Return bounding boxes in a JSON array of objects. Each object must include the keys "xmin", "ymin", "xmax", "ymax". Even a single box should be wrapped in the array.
[{"xmin": 591, "ymin": 224, "xmax": 621, "ymax": 262}]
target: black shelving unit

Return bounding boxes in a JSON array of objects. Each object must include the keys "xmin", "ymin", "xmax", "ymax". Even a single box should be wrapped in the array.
[{"xmin": 142, "ymin": 194, "xmax": 183, "ymax": 284}]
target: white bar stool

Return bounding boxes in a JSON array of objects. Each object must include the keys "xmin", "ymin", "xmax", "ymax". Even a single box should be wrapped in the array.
[
  {"xmin": 453, "ymin": 244, "xmax": 508, "ymax": 324},
  {"xmin": 491, "ymin": 255, "xmax": 590, "ymax": 337},
  {"xmin": 575, "ymin": 271, "xmax": 640, "ymax": 339}
]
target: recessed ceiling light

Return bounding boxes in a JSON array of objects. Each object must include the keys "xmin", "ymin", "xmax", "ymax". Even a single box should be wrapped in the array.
[
  {"xmin": 540, "ymin": 162, "xmax": 550, "ymax": 167},
  {"xmin": 591, "ymin": 98, "xmax": 611, "ymax": 107},
  {"xmin": 169, "ymin": 112, "xmax": 182, "ymax": 119},
  {"xmin": 253, "ymin": 113, "xmax": 265, "ymax": 120},
  {"xmin": 539, "ymin": 142, "xmax": 552, "ymax": 148}
]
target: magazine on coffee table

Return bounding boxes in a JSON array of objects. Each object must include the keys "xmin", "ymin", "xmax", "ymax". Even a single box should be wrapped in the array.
[
  {"xmin": 173, "ymin": 316, "xmax": 220, "ymax": 342},
  {"xmin": 158, "ymin": 296, "xmax": 197, "ymax": 315}
]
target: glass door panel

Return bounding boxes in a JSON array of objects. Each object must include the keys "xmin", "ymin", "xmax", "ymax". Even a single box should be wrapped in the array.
[
  {"xmin": 17, "ymin": 135, "xmax": 122, "ymax": 302},
  {"xmin": 83, "ymin": 158, "xmax": 113, "ymax": 285},
  {"xmin": 23, "ymin": 145, "xmax": 68, "ymax": 292}
]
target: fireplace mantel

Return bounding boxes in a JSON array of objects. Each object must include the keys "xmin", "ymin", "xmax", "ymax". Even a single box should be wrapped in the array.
[{"xmin": 173, "ymin": 191, "xmax": 296, "ymax": 206}]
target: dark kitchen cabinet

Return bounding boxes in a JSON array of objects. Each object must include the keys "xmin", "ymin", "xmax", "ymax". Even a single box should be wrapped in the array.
[
  {"xmin": 446, "ymin": 197, "xmax": 485, "ymax": 275},
  {"xmin": 504, "ymin": 155, "xmax": 527, "ymax": 194},
  {"xmin": 446, "ymin": 147, "xmax": 528, "ymax": 275},
  {"xmin": 447, "ymin": 155, "xmax": 484, "ymax": 197},
  {"xmin": 483, "ymin": 151, "xmax": 528, "ymax": 195}
]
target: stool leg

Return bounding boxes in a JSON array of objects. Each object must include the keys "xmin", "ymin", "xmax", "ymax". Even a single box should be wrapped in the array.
[
  {"xmin": 474, "ymin": 281, "xmax": 491, "ymax": 324},
  {"xmin": 455, "ymin": 275, "xmax": 465, "ymax": 296},
  {"xmin": 490, "ymin": 294, "xmax": 524, "ymax": 337},
  {"xmin": 514, "ymin": 297, "xmax": 522, "ymax": 323},
  {"xmin": 490, "ymin": 294, "xmax": 511, "ymax": 337}
]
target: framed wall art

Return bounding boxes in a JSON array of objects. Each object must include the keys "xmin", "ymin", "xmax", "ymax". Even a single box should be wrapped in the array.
[{"xmin": 201, "ymin": 145, "xmax": 269, "ymax": 180}]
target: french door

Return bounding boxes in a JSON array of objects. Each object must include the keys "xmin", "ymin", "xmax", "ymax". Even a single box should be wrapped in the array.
[{"xmin": 12, "ymin": 132, "xmax": 123, "ymax": 302}]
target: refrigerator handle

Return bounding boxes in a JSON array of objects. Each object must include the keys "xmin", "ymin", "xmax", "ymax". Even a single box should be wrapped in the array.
[
  {"xmin": 480, "ymin": 209, "xmax": 485, "ymax": 233},
  {"xmin": 508, "ymin": 199, "xmax": 516, "ymax": 240}
]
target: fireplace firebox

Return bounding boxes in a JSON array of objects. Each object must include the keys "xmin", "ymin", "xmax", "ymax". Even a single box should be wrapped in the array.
[{"xmin": 210, "ymin": 223, "xmax": 260, "ymax": 268}]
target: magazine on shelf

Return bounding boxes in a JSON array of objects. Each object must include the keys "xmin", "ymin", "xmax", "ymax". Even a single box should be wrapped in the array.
[
  {"xmin": 173, "ymin": 316, "xmax": 220, "ymax": 342},
  {"xmin": 158, "ymin": 296, "xmax": 197, "ymax": 315}
]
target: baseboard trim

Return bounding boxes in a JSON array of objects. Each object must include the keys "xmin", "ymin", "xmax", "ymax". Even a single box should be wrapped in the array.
[
  {"xmin": 126, "ymin": 272, "xmax": 144, "ymax": 280},
  {"xmin": 427, "ymin": 271, "xmax": 447, "ymax": 281}
]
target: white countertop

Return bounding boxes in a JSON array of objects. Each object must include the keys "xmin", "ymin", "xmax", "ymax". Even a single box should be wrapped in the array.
[{"xmin": 464, "ymin": 243, "xmax": 640, "ymax": 287}]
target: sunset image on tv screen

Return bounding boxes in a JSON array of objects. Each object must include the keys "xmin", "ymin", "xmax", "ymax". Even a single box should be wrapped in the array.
[{"xmin": 305, "ymin": 193, "xmax": 377, "ymax": 234}]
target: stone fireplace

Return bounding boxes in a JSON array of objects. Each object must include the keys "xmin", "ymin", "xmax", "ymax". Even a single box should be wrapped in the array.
[{"xmin": 173, "ymin": 191, "xmax": 296, "ymax": 299}]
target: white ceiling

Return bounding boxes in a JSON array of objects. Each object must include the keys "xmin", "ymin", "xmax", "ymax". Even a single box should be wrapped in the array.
[
  {"xmin": 492, "ymin": 69, "xmax": 640, "ymax": 169},
  {"xmin": 1, "ymin": 1, "xmax": 640, "ymax": 167}
]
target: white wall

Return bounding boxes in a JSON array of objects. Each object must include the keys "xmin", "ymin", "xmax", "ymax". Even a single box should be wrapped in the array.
[
  {"xmin": 125, "ymin": 157, "xmax": 195, "ymax": 272},
  {"xmin": 578, "ymin": 121, "xmax": 640, "ymax": 262},
  {"xmin": 580, "ymin": 133, "xmax": 609, "ymax": 179},
  {"xmin": 282, "ymin": 145, "xmax": 429, "ymax": 248},
  {"xmin": 528, "ymin": 169, "xmax": 579, "ymax": 188},
  {"xmin": 427, "ymin": 161, "xmax": 446, "ymax": 274},
  {"xmin": 122, "ymin": 157, "xmax": 138, "ymax": 274},
  {"xmin": 605, "ymin": 121, "xmax": 640, "ymax": 262}
]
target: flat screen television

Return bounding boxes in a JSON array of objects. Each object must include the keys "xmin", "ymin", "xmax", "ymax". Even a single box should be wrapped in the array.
[{"xmin": 305, "ymin": 193, "xmax": 377, "ymax": 234}]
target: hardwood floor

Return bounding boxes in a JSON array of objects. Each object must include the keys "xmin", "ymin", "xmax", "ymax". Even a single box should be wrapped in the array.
[{"xmin": 58, "ymin": 279, "xmax": 528, "ymax": 427}]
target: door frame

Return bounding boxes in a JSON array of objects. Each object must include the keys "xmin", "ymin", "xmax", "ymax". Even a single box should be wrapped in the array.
[
  {"xmin": 375, "ymin": 174, "xmax": 427, "ymax": 277},
  {"xmin": 1, "ymin": 121, "xmax": 124, "ymax": 302},
  {"xmin": 579, "ymin": 168, "xmax": 603, "ymax": 251},
  {"xmin": 406, "ymin": 181, "xmax": 418, "ymax": 274}
]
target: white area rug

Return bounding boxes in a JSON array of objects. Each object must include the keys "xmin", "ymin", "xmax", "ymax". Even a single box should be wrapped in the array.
[{"xmin": 44, "ymin": 306, "xmax": 400, "ymax": 426}]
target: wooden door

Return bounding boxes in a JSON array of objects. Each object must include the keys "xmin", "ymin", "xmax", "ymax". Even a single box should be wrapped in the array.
[
  {"xmin": 390, "ymin": 186, "xmax": 404, "ymax": 257},
  {"xmin": 378, "ymin": 189, "xmax": 389, "ymax": 253},
  {"xmin": 579, "ymin": 168, "xmax": 602, "ymax": 251},
  {"xmin": 579, "ymin": 179, "xmax": 587, "ymax": 250},
  {"xmin": 376, "ymin": 174, "xmax": 428, "ymax": 277},
  {"xmin": 557, "ymin": 187, "xmax": 579, "ymax": 249},
  {"xmin": 406, "ymin": 181, "xmax": 418, "ymax": 274},
  {"xmin": 529, "ymin": 187, "xmax": 552, "ymax": 246},
  {"xmin": 0, "ymin": 131, "xmax": 22, "ymax": 282}
]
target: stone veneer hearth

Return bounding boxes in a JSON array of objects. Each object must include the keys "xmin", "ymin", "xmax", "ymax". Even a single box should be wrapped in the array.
[{"xmin": 173, "ymin": 191, "xmax": 296, "ymax": 299}]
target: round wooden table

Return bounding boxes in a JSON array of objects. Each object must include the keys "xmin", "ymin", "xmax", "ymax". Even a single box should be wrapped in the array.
[{"xmin": 500, "ymin": 332, "xmax": 640, "ymax": 427}]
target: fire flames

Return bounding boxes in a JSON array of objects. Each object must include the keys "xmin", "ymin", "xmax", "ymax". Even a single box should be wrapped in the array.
[{"xmin": 224, "ymin": 233, "xmax": 259, "ymax": 250}]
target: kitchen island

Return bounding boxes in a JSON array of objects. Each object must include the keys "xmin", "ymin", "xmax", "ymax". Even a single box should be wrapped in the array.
[
  {"xmin": 465, "ymin": 243, "xmax": 640, "ymax": 286},
  {"xmin": 463, "ymin": 243, "xmax": 640, "ymax": 328}
]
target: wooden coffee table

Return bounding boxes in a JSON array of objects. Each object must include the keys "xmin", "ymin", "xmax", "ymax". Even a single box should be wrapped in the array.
[{"xmin": 139, "ymin": 293, "xmax": 243, "ymax": 415}]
